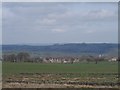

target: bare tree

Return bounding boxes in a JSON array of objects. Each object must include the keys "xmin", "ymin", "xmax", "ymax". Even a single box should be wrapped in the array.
[
  {"xmin": 17, "ymin": 52, "xmax": 30, "ymax": 62},
  {"xmin": 2, "ymin": 54, "xmax": 16, "ymax": 62}
]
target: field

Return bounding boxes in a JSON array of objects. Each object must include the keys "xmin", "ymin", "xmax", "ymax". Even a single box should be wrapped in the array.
[{"xmin": 2, "ymin": 62, "xmax": 119, "ymax": 88}]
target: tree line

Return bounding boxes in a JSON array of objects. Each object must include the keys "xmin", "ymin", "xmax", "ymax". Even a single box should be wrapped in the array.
[
  {"xmin": 2, "ymin": 52, "xmax": 39, "ymax": 62},
  {"xmin": 2, "ymin": 52, "xmax": 119, "ymax": 63}
]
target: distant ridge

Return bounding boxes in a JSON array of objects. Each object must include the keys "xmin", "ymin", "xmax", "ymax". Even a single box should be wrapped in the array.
[{"xmin": 2, "ymin": 43, "xmax": 118, "ymax": 56}]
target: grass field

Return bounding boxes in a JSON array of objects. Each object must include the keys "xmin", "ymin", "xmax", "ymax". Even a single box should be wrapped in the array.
[
  {"xmin": 2, "ymin": 61, "xmax": 119, "ymax": 88},
  {"xmin": 3, "ymin": 61, "xmax": 118, "ymax": 74}
]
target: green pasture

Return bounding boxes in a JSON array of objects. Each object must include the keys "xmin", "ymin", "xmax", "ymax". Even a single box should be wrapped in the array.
[{"xmin": 2, "ymin": 61, "xmax": 118, "ymax": 75}]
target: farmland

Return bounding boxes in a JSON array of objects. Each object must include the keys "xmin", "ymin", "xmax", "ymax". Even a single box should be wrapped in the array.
[
  {"xmin": 3, "ymin": 62, "xmax": 118, "ymax": 74},
  {"xmin": 2, "ymin": 61, "xmax": 119, "ymax": 88}
]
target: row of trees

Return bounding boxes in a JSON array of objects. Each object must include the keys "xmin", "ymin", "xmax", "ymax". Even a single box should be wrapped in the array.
[
  {"xmin": 3, "ymin": 52, "xmax": 31, "ymax": 62},
  {"xmin": 2, "ymin": 52, "xmax": 44, "ymax": 62},
  {"xmin": 87, "ymin": 56, "xmax": 105, "ymax": 64},
  {"xmin": 2, "ymin": 52, "xmax": 118, "ymax": 64}
]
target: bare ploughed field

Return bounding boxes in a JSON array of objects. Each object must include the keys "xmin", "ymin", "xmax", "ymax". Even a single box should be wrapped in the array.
[{"xmin": 3, "ymin": 73, "xmax": 119, "ymax": 88}]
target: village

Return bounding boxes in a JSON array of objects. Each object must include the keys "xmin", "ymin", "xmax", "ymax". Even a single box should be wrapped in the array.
[{"xmin": 2, "ymin": 52, "xmax": 118, "ymax": 64}]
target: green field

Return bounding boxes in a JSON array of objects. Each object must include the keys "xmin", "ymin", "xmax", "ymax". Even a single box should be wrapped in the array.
[
  {"xmin": 2, "ymin": 62, "xmax": 119, "ymax": 88},
  {"xmin": 3, "ymin": 62, "xmax": 118, "ymax": 74}
]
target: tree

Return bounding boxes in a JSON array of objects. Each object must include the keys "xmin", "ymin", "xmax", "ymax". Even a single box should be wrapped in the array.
[
  {"xmin": 2, "ymin": 54, "xmax": 8, "ymax": 61},
  {"xmin": 86, "ymin": 55, "xmax": 94, "ymax": 64},
  {"xmin": 33, "ymin": 57, "xmax": 43, "ymax": 63},
  {"xmin": 70, "ymin": 57, "xmax": 74, "ymax": 64},
  {"xmin": 17, "ymin": 52, "xmax": 30, "ymax": 62},
  {"xmin": 2, "ymin": 54, "xmax": 16, "ymax": 62},
  {"xmin": 9, "ymin": 54, "xmax": 17, "ymax": 62}
]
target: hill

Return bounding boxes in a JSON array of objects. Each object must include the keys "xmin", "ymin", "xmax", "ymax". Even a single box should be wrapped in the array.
[{"xmin": 1, "ymin": 43, "xmax": 118, "ymax": 57}]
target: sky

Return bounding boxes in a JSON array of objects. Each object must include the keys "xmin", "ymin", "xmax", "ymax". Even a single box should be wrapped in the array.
[
  {"xmin": 2, "ymin": 2, "xmax": 118, "ymax": 44},
  {"xmin": 1, "ymin": 0, "xmax": 119, "ymax": 2}
]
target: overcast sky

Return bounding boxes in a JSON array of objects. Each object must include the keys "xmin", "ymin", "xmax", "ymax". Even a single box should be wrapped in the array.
[{"xmin": 2, "ymin": 2, "xmax": 118, "ymax": 44}]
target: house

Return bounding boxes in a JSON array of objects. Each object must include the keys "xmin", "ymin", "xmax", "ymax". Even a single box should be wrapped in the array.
[{"xmin": 108, "ymin": 57, "xmax": 117, "ymax": 62}]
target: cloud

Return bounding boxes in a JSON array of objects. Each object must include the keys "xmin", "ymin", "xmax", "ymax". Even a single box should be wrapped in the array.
[
  {"xmin": 2, "ymin": 2, "xmax": 118, "ymax": 44},
  {"xmin": 85, "ymin": 9, "xmax": 117, "ymax": 21},
  {"xmin": 52, "ymin": 29, "xmax": 66, "ymax": 33},
  {"xmin": 37, "ymin": 18, "xmax": 56, "ymax": 25},
  {"xmin": 2, "ymin": 7, "xmax": 17, "ymax": 20}
]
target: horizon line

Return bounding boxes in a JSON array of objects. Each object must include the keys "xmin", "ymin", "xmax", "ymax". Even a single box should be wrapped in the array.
[{"xmin": 1, "ymin": 42, "xmax": 118, "ymax": 46}]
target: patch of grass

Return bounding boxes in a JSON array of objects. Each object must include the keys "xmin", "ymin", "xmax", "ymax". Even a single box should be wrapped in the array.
[{"xmin": 2, "ymin": 61, "xmax": 118, "ymax": 75}]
